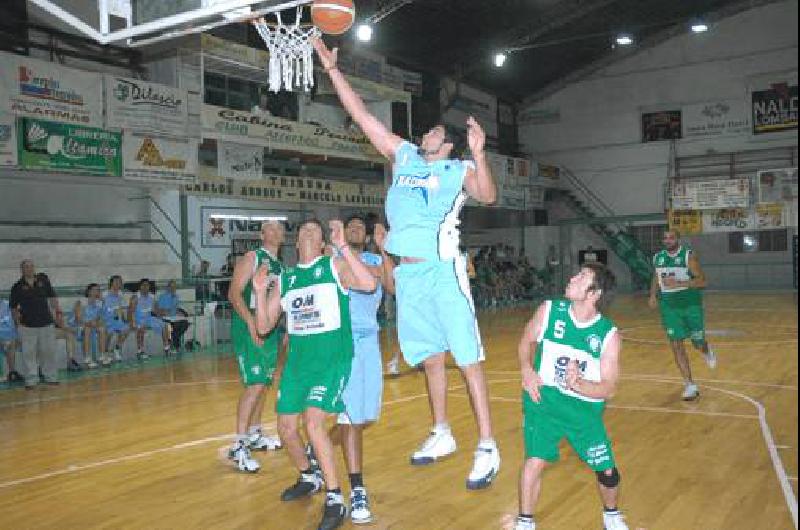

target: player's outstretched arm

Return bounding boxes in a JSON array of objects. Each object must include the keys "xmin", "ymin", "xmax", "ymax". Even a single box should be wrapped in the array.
[
  {"xmin": 519, "ymin": 302, "xmax": 547, "ymax": 403},
  {"xmin": 373, "ymin": 223, "xmax": 395, "ymax": 295},
  {"xmin": 330, "ymin": 220, "xmax": 378, "ymax": 293},
  {"xmin": 463, "ymin": 116, "xmax": 497, "ymax": 204},
  {"xmin": 566, "ymin": 330, "xmax": 621, "ymax": 399},
  {"xmin": 312, "ymin": 38, "xmax": 402, "ymax": 161},
  {"xmin": 252, "ymin": 265, "xmax": 282, "ymax": 336}
]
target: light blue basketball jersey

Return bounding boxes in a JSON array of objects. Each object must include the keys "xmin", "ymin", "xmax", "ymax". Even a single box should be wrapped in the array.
[
  {"xmin": 0, "ymin": 299, "xmax": 16, "ymax": 335},
  {"xmin": 385, "ymin": 141, "xmax": 473, "ymax": 261},
  {"xmin": 134, "ymin": 294, "xmax": 154, "ymax": 321},
  {"xmin": 83, "ymin": 299, "xmax": 104, "ymax": 322},
  {"xmin": 103, "ymin": 290, "xmax": 127, "ymax": 321},
  {"xmin": 349, "ymin": 252, "xmax": 383, "ymax": 333},
  {"xmin": 157, "ymin": 292, "xmax": 179, "ymax": 317}
]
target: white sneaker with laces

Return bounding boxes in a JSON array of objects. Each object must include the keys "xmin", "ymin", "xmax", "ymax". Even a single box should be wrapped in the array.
[
  {"xmin": 349, "ymin": 486, "xmax": 372, "ymax": 524},
  {"xmin": 410, "ymin": 428, "xmax": 457, "ymax": 465},
  {"xmin": 249, "ymin": 430, "xmax": 282, "ymax": 451},
  {"xmin": 514, "ymin": 517, "xmax": 535, "ymax": 530},
  {"xmin": 603, "ymin": 510, "xmax": 628, "ymax": 530},
  {"xmin": 85, "ymin": 357, "xmax": 98, "ymax": 369},
  {"xmin": 703, "ymin": 349, "xmax": 717, "ymax": 369},
  {"xmin": 228, "ymin": 440, "xmax": 260, "ymax": 473},
  {"xmin": 681, "ymin": 382, "xmax": 700, "ymax": 401},
  {"xmin": 466, "ymin": 442, "xmax": 500, "ymax": 489}
]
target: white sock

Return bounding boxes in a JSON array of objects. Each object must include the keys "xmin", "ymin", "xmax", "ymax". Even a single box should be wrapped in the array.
[
  {"xmin": 433, "ymin": 422, "xmax": 451, "ymax": 433},
  {"xmin": 478, "ymin": 438, "xmax": 497, "ymax": 449},
  {"xmin": 247, "ymin": 425, "xmax": 261, "ymax": 436}
]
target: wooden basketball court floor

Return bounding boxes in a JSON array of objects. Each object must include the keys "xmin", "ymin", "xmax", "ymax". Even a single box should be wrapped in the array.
[{"xmin": 0, "ymin": 292, "xmax": 796, "ymax": 529}]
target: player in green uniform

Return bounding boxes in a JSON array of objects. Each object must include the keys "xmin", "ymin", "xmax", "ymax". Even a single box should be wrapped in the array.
[
  {"xmin": 227, "ymin": 221, "xmax": 286, "ymax": 473},
  {"xmin": 513, "ymin": 263, "xmax": 628, "ymax": 530},
  {"xmin": 649, "ymin": 229, "xmax": 717, "ymax": 401},
  {"xmin": 254, "ymin": 218, "xmax": 377, "ymax": 530}
]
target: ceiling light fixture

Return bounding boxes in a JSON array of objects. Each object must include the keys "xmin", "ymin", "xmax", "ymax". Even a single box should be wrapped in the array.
[
  {"xmin": 494, "ymin": 52, "xmax": 507, "ymax": 68},
  {"xmin": 691, "ymin": 22, "xmax": 709, "ymax": 33},
  {"xmin": 356, "ymin": 23, "xmax": 373, "ymax": 42},
  {"xmin": 615, "ymin": 34, "xmax": 634, "ymax": 46}
]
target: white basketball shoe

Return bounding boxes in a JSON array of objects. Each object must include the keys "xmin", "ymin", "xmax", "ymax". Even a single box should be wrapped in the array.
[
  {"xmin": 703, "ymin": 349, "xmax": 717, "ymax": 369},
  {"xmin": 603, "ymin": 509, "xmax": 629, "ymax": 530},
  {"xmin": 248, "ymin": 429, "xmax": 282, "ymax": 451},
  {"xmin": 228, "ymin": 440, "xmax": 260, "ymax": 473},
  {"xmin": 410, "ymin": 426, "xmax": 457, "ymax": 465},
  {"xmin": 466, "ymin": 440, "xmax": 500, "ymax": 490},
  {"xmin": 681, "ymin": 382, "xmax": 700, "ymax": 401}
]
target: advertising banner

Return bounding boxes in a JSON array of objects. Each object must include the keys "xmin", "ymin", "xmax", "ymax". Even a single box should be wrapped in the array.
[
  {"xmin": 122, "ymin": 131, "xmax": 197, "ymax": 184},
  {"xmin": 671, "ymin": 178, "xmax": 750, "ymax": 210},
  {"xmin": 105, "ymin": 75, "xmax": 188, "ymax": 134}
]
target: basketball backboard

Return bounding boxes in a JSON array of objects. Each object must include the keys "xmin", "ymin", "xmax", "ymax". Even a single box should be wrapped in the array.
[{"xmin": 27, "ymin": 0, "xmax": 311, "ymax": 47}]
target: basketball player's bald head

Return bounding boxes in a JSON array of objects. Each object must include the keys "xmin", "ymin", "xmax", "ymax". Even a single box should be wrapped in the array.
[{"xmin": 261, "ymin": 220, "xmax": 285, "ymax": 248}]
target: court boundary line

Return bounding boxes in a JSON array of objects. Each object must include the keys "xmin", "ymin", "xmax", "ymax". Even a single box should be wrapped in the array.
[
  {"xmin": 481, "ymin": 376, "xmax": 798, "ymax": 529},
  {"xmin": 484, "ymin": 370, "xmax": 798, "ymax": 391},
  {"xmin": 0, "ymin": 390, "xmax": 432, "ymax": 490},
  {"xmin": 450, "ymin": 393, "xmax": 758, "ymax": 419}
]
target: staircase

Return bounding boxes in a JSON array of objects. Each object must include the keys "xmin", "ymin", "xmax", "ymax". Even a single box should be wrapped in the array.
[{"xmin": 556, "ymin": 168, "xmax": 653, "ymax": 287}]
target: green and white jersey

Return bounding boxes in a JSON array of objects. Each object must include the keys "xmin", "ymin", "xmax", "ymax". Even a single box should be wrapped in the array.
[
  {"xmin": 280, "ymin": 256, "xmax": 353, "ymax": 365},
  {"xmin": 533, "ymin": 299, "xmax": 617, "ymax": 415},
  {"xmin": 233, "ymin": 248, "xmax": 284, "ymax": 326},
  {"xmin": 653, "ymin": 246, "xmax": 701, "ymax": 307}
]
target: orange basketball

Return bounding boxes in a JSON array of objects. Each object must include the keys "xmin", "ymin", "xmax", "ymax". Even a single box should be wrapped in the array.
[{"xmin": 311, "ymin": 0, "xmax": 355, "ymax": 35}]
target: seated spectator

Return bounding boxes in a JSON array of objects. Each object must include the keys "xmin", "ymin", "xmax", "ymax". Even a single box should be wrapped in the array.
[
  {"xmin": 80, "ymin": 283, "xmax": 107, "ymax": 369},
  {"xmin": 194, "ymin": 260, "xmax": 211, "ymax": 304},
  {"xmin": 128, "ymin": 278, "xmax": 171, "ymax": 360},
  {"xmin": 58, "ymin": 294, "xmax": 83, "ymax": 372},
  {"xmin": 156, "ymin": 280, "xmax": 190, "ymax": 354},
  {"xmin": 0, "ymin": 298, "xmax": 22, "ymax": 383},
  {"xmin": 103, "ymin": 275, "xmax": 130, "ymax": 363}
]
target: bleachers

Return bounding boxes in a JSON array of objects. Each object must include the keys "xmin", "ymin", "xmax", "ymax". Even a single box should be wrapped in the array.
[
  {"xmin": 0, "ymin": 220, "xmax": 146, "ymax": 242},
  {"xmin": 0, "ymin": 240, "xmax": 181, "ymax": 289}
]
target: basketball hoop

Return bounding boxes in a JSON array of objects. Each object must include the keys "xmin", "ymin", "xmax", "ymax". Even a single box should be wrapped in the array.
[{"xmin": 253, "ymin": 6, "xmax": 321, "ymax": 93}]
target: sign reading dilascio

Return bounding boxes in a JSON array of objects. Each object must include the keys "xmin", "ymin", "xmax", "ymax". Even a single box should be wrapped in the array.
[
  {"xmin": 17, "ymin": 118, "xmax": 121, "ymax": 176},
  {"xmin": 105, "ymin": 75, "xmax": 188, "ymax": 134}
]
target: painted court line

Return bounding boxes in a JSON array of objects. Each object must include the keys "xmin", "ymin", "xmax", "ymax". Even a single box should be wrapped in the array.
[
  {"xmin": 0, "ymin": 391, "xmax": 431, "ymax": 491},
  {"xmin": 482, "ymin": 376, "xmax": 798, "ymax": 529},
  {"xmin": 448, "ymin": 393, "xmax": 758, "ymax": 419},
  {"xmin": 484, "ymin": 370, "xmax": 798, "ymax": 391}
]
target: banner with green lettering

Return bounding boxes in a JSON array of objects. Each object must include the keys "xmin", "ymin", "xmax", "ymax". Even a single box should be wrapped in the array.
[{"xmin": 17, "ymin": 118, "xmax": 122, "ymax": 176}]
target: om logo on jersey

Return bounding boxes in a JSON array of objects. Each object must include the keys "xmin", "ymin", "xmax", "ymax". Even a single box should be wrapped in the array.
[{"xmin": 314, "ymin": 267, "xmax": 323, "ymax": 279}]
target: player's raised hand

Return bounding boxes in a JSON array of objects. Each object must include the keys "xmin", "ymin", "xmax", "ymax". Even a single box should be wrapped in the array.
[
  {"xmin": 466, "ymin": 116, "xmax": 485, "ymax": 154},
  {"xmin": 373, "ymin": 223, "xmax": 387, "ymax": 252},
  {"xmin": 251, "ymin": 264, "xmax": 270, "ymax": 293},
  {"xmin": 329, "ymin": 219, "xmax": 346, "ymax": 249},
  {"xmin": 566, "ymin": 360, "xmax": 581, "ymax": 391},
  {"xmin": 311, "ymin": 37, "xmax": 338, "ymax": 71}
]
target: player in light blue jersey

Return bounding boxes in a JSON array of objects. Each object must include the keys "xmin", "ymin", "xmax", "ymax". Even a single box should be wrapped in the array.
[
  {"xmin": 103, "ymin": 275, "xmax": 130, "ymax": 363},
  {"xmin": 128, "ymin": 279, "xmax": 171, "ymax": 360},
  {"xmin": 327, "ymin": 215, "xmax": 395, "ymax": 524},
  {"xmin": 0, "ymin": 298, "xmax": 22, "ymax": 382},
  {"xmin": 315, "ymin": 38, "xmax": 501, "ymax": 490}
]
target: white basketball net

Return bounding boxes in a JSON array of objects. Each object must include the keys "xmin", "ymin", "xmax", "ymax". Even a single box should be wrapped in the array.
[{"xmin": 253, "ymin": 7, "xmax": 321, "ymax": 93}]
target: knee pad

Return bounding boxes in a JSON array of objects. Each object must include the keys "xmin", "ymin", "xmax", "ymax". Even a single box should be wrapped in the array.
[{"xmin": 596, "ymin": 467, "xmax": 620, "ymax": 488}]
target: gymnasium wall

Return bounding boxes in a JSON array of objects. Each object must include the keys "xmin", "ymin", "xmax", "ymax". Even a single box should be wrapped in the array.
[{"xmin": 519, "ymin": 0, "xmax": 798, "ymax": 290}]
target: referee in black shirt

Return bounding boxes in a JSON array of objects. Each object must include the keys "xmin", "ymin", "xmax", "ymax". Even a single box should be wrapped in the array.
[{"xmin": 9, "ymin": 260, "xmax": 60, "ymax": 388}]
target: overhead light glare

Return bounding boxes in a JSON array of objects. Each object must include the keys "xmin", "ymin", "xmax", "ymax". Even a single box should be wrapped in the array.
[
  {"xmin": 691, "ymin": 23, "xmax": 709, "ymax": 33},
  {"xmin": 616, "ymin": 34, "xmax": 634, "ymax": 46},
  {"xmin": 494, "ymin": 52, "xmax": 507, "ymax": 68},
  {"xmin": 356, "ymin": 24, "xmax": 373, "ymax": 42}
]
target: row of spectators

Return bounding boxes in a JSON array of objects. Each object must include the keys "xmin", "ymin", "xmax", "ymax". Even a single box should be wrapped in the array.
[
  {"xmin": 469, "ymin": 244, "xmax": 559, "ymax": 307},
  {"xmin": 0, "ymin": 260, "xmax": 191, "ymax": 388}
]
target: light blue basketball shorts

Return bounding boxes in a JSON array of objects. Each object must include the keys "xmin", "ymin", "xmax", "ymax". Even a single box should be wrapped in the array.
[
  {"xmin": 338, "ymin": 329, "xmax": 383, "ymax": 425},
  {"xmin": 394, "ymin": 257, "xmax": 485, "ymax": 368},
  {"xmin": 136, "ymin": 315, "xmax": 164, "ymax": 332}
]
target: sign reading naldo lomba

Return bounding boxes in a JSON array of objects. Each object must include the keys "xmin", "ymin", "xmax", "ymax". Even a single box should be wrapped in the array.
[
  {"xmin": 105, "ymin": 76, "xmax": 188, "ymax": 134},
  {"xmin": 17, "ymin": 118, "xmax": 121, "ymax": 176},
  {"xmin": 752, "ymin": 82, "xmax": 798, "ymax": 134}
]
